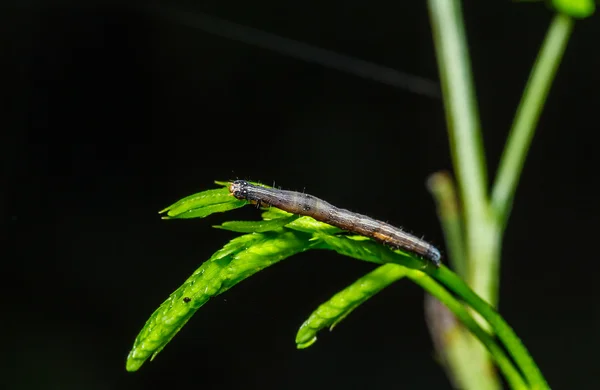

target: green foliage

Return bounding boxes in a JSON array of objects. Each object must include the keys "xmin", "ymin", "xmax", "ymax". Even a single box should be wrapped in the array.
[
  {"xmin": 160, "ymin": 186, "xmax": 246, "ymax": 219},
  {"xmin": 295, "ymin": 264, "xmax": 408, "ymax": 349},
  {"xmin": 551, "ymin": 0, "xmax": 595, "ymax": 18},
  {"xmin": 514, "ymin": 0, "xmax": 595, "ymax": 18},
  {"xmin": 126, "ymin": 185, "xmax": 548, "ymax": 390},
  {"xmin": 126, "ymin": 228, "xmax": 313, "ymax": 372},
  {"xmin": 215, "ymin": 215, "xmax": 300, "ymax": 233}
]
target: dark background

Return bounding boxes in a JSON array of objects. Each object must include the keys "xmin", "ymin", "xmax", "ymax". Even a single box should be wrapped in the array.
[{"xmin": 4, "ymin": 1, "xmax": 599, "ymax": 389}]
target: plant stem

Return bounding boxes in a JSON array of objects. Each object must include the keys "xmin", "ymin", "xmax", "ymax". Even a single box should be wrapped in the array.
[
  {"xmin": 427, "ymin": 1, "xmax": 500, "ymax": 388},
  {"xmin": 427, "ymin": 0, "xmax": 489, "ymax": 240},
  {"xmin": 427, "ymin": 172, "xmax": 467, "ymax": 278},
  {"xmin": 434, "ymin": 267, "xmax": 550, "ymax": 390},
  {"xmin": 491, "ymin": 13, "xmax": 574, "ymax": 230},
  {"xmin": 428, "ymin": 0, "xmax": 499, "ymax": 307},
  {"xmin": 411, "ymin": 271, "xmax": 528, "ymax": 390}
]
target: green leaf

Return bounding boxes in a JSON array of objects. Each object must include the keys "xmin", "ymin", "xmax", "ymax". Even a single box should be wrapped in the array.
[
  {"xmin": 160, "ymin": 187, "xmax": 246, "ymax": 219},
  {"xmin": 261, "ymin": 208, "xmax": 342, "ymax": 234},
  {"xmin": 314, "ymin": 233, "xmax": 427, "ymax": 269},
  {"xmin": 126, "ymin": 257, "xmax": 226, "ymax": 372},
  {"xmin": 261, "ymin": 207, "xmax": 294, "ymax": 220},
  {"xmin": 309, "ymin": 234, "xmax": 531, "ymax": 389},
  {"xmin": 160, "ymin": 187, "xmax": 230, "ymax": 214},
  {"xmin": 285, "ymin": 217, "xmax": 343, "ymax": 235},
  {"xmin": 164, "ymin": 201, "xmax": 246, "ymax": 219},
  {"xmin": 551, "ymin": 0, "xmax": 595, "ymax": 18},
  {"xmin": 214, "ymin": 215, "xmax": 300, "ymax": 233},
  {"xmin": 296, "ymin": 264, "xmax": 408, "ymax": 348},
  {"xmin": 126, "ymin": 229, "xmax": 313, "ymax": 372},
  {"xmin": 260, "ymin": 208, "xmax": 293, "ymax": 220},
  {"xmin": 207, "ymin": 233, "xmax": 269, "ymax": 262}
]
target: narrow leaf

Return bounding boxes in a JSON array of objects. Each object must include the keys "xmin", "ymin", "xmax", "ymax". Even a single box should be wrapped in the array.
[
  {"xmin": 163, "ymin": 201, "xmax": 246, "ymax": 219},
  {"xmin": 207, "ymin": 233, "xmax": 272, "ymax": 262},
  {"xmin": 214, "ymin": 215, "xmax": 300, "ymax": 233},
  {"xmin": 160, "ymin": 187, "xmax": 232, "ymax": 215},
  {"xmin": 126, "ymin": 229, "xmax": 313, "ymax": 372},
  {"xmin": 262, "ymin": 208, "xmax": 342, "ymax": 234},
  {"xmin": 551, "ymin": 0, "xmax": 595, "ymax": 18},
  {"xmin": 160, "ymin": 186, "xmax": 247, "ymax": 220},
  {"xmin": 296, "ymin": 264, "xmax": 408, "ymax": 348},
  {"xmin": 314, "ymin": 233, "xmax": 427, "ymax": 269}
]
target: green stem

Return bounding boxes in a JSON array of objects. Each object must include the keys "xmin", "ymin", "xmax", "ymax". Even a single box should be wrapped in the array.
[
  {"xmin": 427, "ymin": 172, "xmax": 467, "ymax": 279},
  {"xmin": 410, "ymin": 271, "xmax": 528, "ymax": 390},
  {"xmin": 427, "ymin": 0, "xmax": 489, "ymax": 241},
  {"xmin": 434, "ymin": 267, "xmax": 550, "ymax": 390},
  {"xmin": 428, "ymin": 1, "xmax": 500, "ymax": 388},
  {"xmin": 491, "ymin": 13, "xmax": 573, "ymax": 230},
  {"xmin": 427, "ymin": 173, "xmax": 496, "ymax": 389},
  {"xmin": 428, "ymin": 0, "xmax": 499, "ymax": 306}
]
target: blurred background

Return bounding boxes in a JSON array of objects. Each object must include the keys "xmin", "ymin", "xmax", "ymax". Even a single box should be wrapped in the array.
[{"xmin": 4, "ymin": 1, "xmax": 599, "ymax": 389}]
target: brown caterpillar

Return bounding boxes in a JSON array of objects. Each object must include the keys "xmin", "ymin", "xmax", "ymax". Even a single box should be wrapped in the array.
[{"xmin": 229, "ymin": 180, "xmax": 441, "ymax": 267}]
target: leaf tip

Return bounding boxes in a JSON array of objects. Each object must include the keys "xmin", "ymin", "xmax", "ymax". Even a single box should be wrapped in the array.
[
  {"xmin": 125, "ymin": 355, "xmax": 143, "ymax": 372},
  {"xmin": 296, "ymin": 336, "xmax": 317, "ymax": 349}
]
